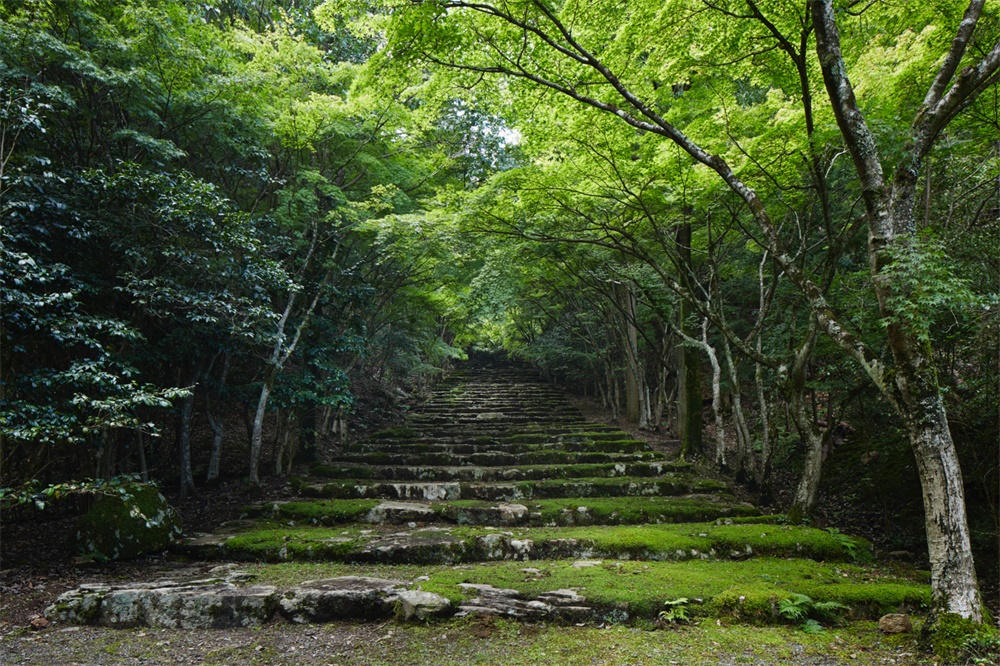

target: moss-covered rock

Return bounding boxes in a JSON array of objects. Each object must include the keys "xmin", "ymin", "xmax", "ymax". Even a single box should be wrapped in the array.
[{"xmin": 71, "ymin": 484, "xmax": 182, "ymax": 560}]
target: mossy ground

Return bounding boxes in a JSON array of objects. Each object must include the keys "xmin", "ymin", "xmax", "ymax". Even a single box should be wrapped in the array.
[{"xmin": 2, "ymin": 619, "xmax": 943, "ymax": 665}]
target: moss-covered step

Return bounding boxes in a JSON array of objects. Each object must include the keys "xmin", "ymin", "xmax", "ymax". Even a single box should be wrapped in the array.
[
  {"xmin": 406, "ymin": 415, "xmax": 583, "ymax": 427},
  {"xmin": 418, "ymin": 403, "xmax": 571, "ymax": 412},
  {"xmin": 308, "ymin": 460, "xmax": 692, "ymax": 483},
  {"xmin": 329, "ymin": 450, "xmax": 665, "ymax": 467},
  {"xmin": 246, "ymin": 496, "xmax": 759, "ymax": 527},
  {"xmin": 179, "ymin": 520, "xmax": 872, "ymax": 565},
  {"xmin": 345, "ymin": 440, "xmax": 653, "ymax": 455},
  {"xmin": 291, "ymin": 475, "xmax": 728, "ymax": 502},
  {"xmin": 245, "ymin": 558, "xmax": 929, "ymax": 623},
  {"xmin": 365, "ymin": 424, "xmax": 624, "ymax": 443}
]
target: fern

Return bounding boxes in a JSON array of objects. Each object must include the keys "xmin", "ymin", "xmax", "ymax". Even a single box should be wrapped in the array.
[
  {"xmin": 813, "ymin": 600, "xmax": 850, "ymax": 623},
  {"xmin": 778, "ymin": 594, "xmax": 812, "ymax": 621},
  {"xmin": 778, "ymin": 593, "xmax": 849, "ymax": 631},
  {"xmin": 826, "ymin": 527, "xmax": 859, "ymax": 562},
  {"xmin": 659, "ymin": 597, "xmax": 691, "ymax": 625},
  {"xmin": 801, "ymin": 619, "xmax": 825, "ymax": 634}
]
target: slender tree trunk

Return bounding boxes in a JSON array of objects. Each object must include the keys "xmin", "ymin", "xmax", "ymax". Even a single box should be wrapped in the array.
[
  {"xmin": 619, "ymin": 283, "xmax": 643, "ymax": 424},
  {"xmin": 723, "ymin": 337, "xmax": 753, "ymax": 483},
  {"xmin": 249, "ymin": 367, "xmax": 276, "ymax": 487},
  {"xmin": 135, "ymin": 429, "xmax": 148, "ymax": 483},
  {"xmin": 755, "ymin": 344, "xmax": 773, "ymax": 496},
  {"xmin": 676, "ymin": 224, "xmax": 702, "ymax": 458},
  {"xmin": 786, "ymin": 320, "xmax": 828, "ymax": 521},
  {"xmin": 699, "ymin": 321, "xmax": 726, "ymax": 470},
  {"xmin": 205, "ymin": 352, "xmax": 229, "ymax": 484},
  {"xmin": 178, "ymin": 357, "xmax": 205, "ymax": 499}
]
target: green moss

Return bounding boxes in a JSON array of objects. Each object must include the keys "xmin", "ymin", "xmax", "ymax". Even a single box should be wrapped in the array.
[
  {"xmin": 204, "ymin": 520, "xmax": 871, "ymax": 565},
  {"xmin": 371, "ymin": 427, "xmax": 418, "ymax": 440},
  {"xmin": 708, "ymin": 585, "xmax": 783, "ymax": 623},
  {"xmin": 310, "ymin": 465, "xmax": 376, "ymax": 479},
  {"xmin": 801, "ymin": 583, "xmax": 929, "ymax": 615},
  {"xmin": 245, "ymin": 557, "xmax": 930, "ymax": 625},
  {"xmin": 921, "ymin": 612, "xmax": 1000, "ymax": 661},
  {"xmin": 223, "ymin": 528, "xmax": 363, "ymax": 561},
  {"xmin": 70, "ymin": 483, "xmax": 182, "ymax": 561},
  {"xmin": 272, "ymin": 500, "xmax": 381, "ymax": 524}
]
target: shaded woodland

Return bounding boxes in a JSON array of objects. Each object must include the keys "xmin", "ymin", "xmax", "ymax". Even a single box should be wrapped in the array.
[{"xmin": 1, "ymin": 0, "xmax": 998, "ymax": 633}]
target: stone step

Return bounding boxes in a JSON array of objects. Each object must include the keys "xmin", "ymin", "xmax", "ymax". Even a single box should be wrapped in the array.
[
  {"xmin": 292, "ymin": 475, "xmax": 729, "ymax": 502},
  {"xmin": 179, "ymin": 520, "xmax": 870, "ymax": 565},
  {"xmin": 330, "ymin": 450, "xmax": 665, "ymax": 467},
  {"xmin": 309, "ymin": 461, "xmax": 691, "ymax": 482},
  {"xmin": 344, "ymin": 439, "xmax": 653, "ymax": 455},
  {"xmin": 246, "ymin": 495, "xmax": 759, "ymax": 527},
  {"xmin": 367, "ymin": 424, "xmax": 621, "ymax": 441},
  {"xmin": 48, "ymin": 559, "xmax": 929, "ymax": 630},
  {"xmin": 404, "ymin": 415, "xmax": 583, "ymax": 426},
  {"xmin": 367, "ymin": 431, "xmax": 638, "ymax": 447}
]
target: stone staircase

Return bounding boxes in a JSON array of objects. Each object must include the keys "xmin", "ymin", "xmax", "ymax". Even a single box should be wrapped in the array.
[{"xmin": 47, "ymin": 361, "xmax": 930, "ymax": 629}]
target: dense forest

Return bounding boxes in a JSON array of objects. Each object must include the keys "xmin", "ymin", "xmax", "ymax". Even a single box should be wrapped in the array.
[{"xmin": 1, "ymin": 0, "xmax": 998, "ymax": 639}]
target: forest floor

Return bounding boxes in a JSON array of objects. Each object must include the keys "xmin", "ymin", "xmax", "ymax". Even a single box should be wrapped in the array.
[{"xmin": 0, "ymin": 368, "xmax": 993, "ymax": 665}]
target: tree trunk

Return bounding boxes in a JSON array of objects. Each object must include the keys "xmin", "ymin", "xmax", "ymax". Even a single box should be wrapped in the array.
[
  {"xmin": 700, "ymin": 322, "xmax": 726, "ymax": 471},
  {"xmin": 178, "ymin": 357, "xmax": 205, "ymax": 500},
  {"xmin": 205, "ymin": 352, "xmax": 229, "ymax": 484},
  {"xmin": 755, "ymin": 347, "xmax": 773, "ymax": 497},
  {"xmin": 676, "ymin": 225, "xmax": 702, "ymax": 458},
  {"xmin": 619, "ymin": 283, "xmax": 643, "ymax": 424},
  {"xmin": 723, "ymin": 337, "xmax": 753, "ymax": 483},
  {"xmin": 810, "ymin": 0, "xmax": 990, "ymax": 619},
  {"xmin": 786, "ymin": 319, "xmax": 825, "ymax": 521},
  {"xmin": 249, "ymin": 367, "xmax": 276, "ymax": 487},
  {"xmin": 135, "ymin": 429, "xmax": 149, "ymax": 483},
  {"xmin": 907, "ymin": 393, "xmax": 982, "ymax": 619}
]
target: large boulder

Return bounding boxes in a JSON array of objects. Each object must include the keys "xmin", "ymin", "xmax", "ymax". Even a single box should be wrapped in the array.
[{"xmin": 71, "ymin": 484, "xmax": 182, "ymax": 560}]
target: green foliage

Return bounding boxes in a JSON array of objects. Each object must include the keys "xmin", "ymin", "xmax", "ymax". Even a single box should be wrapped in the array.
[
  {"xmin": 659, "ymin": 597, "xmax": 691, "ymax": 625},
  {"xmin": 880, "ymin": 233, "xmax": 979, "ymax": 345},
  {"xmin": 0, "ymin": 474, "xmax": 146, "ymax": 511},
  {"xmin": 922, "ymin": 613, "xmax": 1000, "ymax": 662},
  {"xmin": 777, "ymin": 593, "xmax": 849, "ymax": 630}
]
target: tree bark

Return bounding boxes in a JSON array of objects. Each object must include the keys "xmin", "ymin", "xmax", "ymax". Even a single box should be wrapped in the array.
[
  {"xmin": 135, "ymin": 429, "xmax": 148, "ymax": 483},
  {"xmin": 619, "ymin": 283, "xmax": 643, "ymax": 424},
  {"xmin": 178, "ymin": 357, "xmax": 205, "ymax": 500},
  {"xmin": 675, "ymin": 223, "xmax": 702, "ymax": 458},
  {"xmin": 723, "ymin": 336, "xmax": 753, "ymax": 483},
  {"xmin": 204, "ymin": 351, "xmax": 229, "ymax": 484}
]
